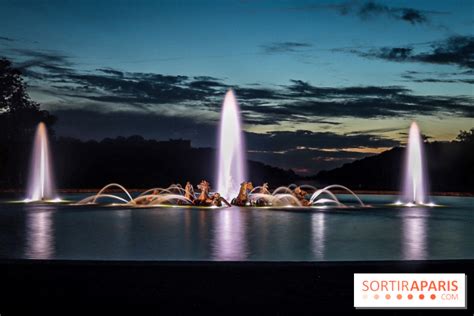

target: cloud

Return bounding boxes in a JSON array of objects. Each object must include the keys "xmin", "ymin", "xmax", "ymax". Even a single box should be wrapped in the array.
[
  {"xmin": 7, "ymin": 47, "xmax": 472, "ymax": 124},
  {"xmin": 350, "ymin": 35, "xmax": 474, "ymax": 69},
  {"xmin": 189, "ymin": 79, "xmax": 228, "ymax": 91},
  {"xmin": 287, "ymin": 1, "xmax": 444, "ymax": 26},
  {"xmin": 0, "ymin": 36, "xmax": 15, "ymax": 42},
  {"xmin": 400, "ymin": 70, "xmax": 474, "ymax": 84},
  {"xmin": 245, "ymin": 130, "xmax": 398, "ymax": 151},
  {"xmin": 357, "ymin": 1, "xmax": 429, "ymax": 25},
  {"xmin": 97, "ymin": 68, "xmax": 124, "ymax": 77},
  {"xmin": 286, "ymin": 79, "xmax": 409, "ymax": 97},
  {"xmin": 5, "ymin": 47, "xmax": 474, "ymax": 128},
  {"xmin": 240, "ymin": 80, "xmax": 474, "ymax": 120},
  {"xmin": 25, "ymin": 67, "xmax": 474, "ymax": 124},
  {"xmin": 63, "ymin": 72, "xmax": 206, "ymax": 105},
  {"xmin": 260, "ymin": 41, "xmax": 312, "ymax": 54},
  {"xmin": 9, "ymin": 48, "xmax": 71, "ymax": 66},
  {"xmin": 406, "ymin": 78, "xmax": 474, "ymax": 84},
  {"xmin": 4, "ymin": 48, "xmax": 74, "ymax": 79}
]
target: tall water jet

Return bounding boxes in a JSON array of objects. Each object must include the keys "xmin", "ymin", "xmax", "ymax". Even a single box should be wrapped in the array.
[
  {"xmin": 216, "ymin": 90, "xmax": 247, "ymax": 200},
  {"xmin": 26, "ymin": 122, "xmax": 57, "ymax": 202},
  {"xmin": 400, "ymin": 122, "xmax": 428, "ymax": 205}
]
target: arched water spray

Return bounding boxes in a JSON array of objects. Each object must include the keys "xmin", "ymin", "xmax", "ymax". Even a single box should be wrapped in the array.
[
  {"xmin": 310, "ymin": 185, "xmax": 365, "ymax": 207},
  {"xmin": 75, "ymin": 184, "xmax": 198, "ymax": 207},
  {"xmin": 93, "ymin": 183, "xmax": 133, "ymax": 204},
  {"xmin": 77, "ymin": 194, "xmax": 130, "ymax": 205},
  {"xmin": 137, "ymin": 187, "xmax": 174, "ymax": 197},
  {"xmin": 26, "ymin": 123, "xmax": 57, "ymax": 201},
  {"xmin": 309, "ymin": 189, "xmax": 342, "ymax": 206},
  {"xmin": 401, "ymin": 122, "xmax": 429, "ymax": 205},
  {"xmin": 216, "ymin": 90, "xmax": 247, "ymax": 200},
  {"xmin": 272, "ymin": 186, "xmax": 294, "ymax": 195},
  {"xmin": 249, "ymin": 186, "xmax": 270, "ymax": 195}
]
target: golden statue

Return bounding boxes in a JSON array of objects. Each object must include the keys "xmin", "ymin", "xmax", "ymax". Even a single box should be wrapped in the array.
[{"xmin": 232, "ymin": 181, "xmax": 254, "ymax": 206}]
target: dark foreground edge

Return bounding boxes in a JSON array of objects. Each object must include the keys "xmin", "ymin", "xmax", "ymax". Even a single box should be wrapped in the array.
[{"xmin": 0, "ymin": 259, "xmax": 472, "ymax": 314}]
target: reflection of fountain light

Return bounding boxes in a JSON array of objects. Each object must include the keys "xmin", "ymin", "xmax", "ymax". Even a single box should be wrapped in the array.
[
  {"xmin": 212, "ymin": 209, "xmax": 247, "ymax": 260},
  {"xmin": 26, "ymin": 122, "xmax": 58, "ymax": 201},
  {"xmin": 216, "ymin": 90, "xmax": 247, "ymax": 200},
  {"xmin": 401, "ymin": 122, "xmax": 429, "ymax": 205},
  {"xmin": 311, "ymin": 212, "xmax": 326, "ymax": 260},
  {"xmin": 402, "ymin": 207, "xmax": 427, "ymax": 260},
  {"xmin": 26, "ymin": 209, "xmax": 54, "ymax": 259}
]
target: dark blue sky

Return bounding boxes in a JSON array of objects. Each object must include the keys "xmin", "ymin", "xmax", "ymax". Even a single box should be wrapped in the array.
[{"xmin": 1, "ymin": 0, "xmax": 473, "ymax": 174}]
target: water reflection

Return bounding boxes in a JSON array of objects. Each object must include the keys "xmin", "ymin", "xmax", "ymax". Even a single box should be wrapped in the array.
[
  {"xmin": 4, "ymin": 193, "xmax": 470, "ymax": 261},
  {"xmin": 402, "ymin": 207, "xmax": 428, "ymax": 260},
  {"xmin": 311, "ymin": 212, "xmax": 326, "ymax": 260},
  {"xmin": 26, "ymin": 208, "xmax": 54, "ymax": 259},
  {"xmin": 212, "ymin": 208, "xmax": 248, "ymax": 260}
]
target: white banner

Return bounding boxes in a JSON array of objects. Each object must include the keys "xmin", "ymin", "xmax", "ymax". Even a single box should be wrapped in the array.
[{"xmin": 354, "ymin": 273, "xmax": 466, "ymax": 309}]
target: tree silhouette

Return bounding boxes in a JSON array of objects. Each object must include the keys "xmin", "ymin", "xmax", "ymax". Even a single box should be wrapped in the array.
[
  {"xmin": 456, "ymin": 128, "xmax": 474, "ymax": 144},
  {"xmin": 0, "ymin": 58, "xmax": 56, "ymax": 142}
]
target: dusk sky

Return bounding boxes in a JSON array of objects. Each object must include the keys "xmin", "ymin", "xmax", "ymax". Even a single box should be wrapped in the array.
[{"xmin": 1, "ymin": 0, "xmax": 473, "ymax": 174}]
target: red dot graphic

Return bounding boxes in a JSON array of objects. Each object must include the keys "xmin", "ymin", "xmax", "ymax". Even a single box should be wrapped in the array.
[
  {"xmin": 408, "ymin": 294, "xmax": 413, "ymax": 300},
  {"xmin": 385, "ymin": 294, "xmax": 391, "ymax": 300},
  {"xmin": 397, "ymin": 294, "xmax": 402, "ymax": 300},
  {"xmin": 431, "ymin": 294, "xmax": 436, "ymax": 300},
  {"xmin": 419, "ymin": 294, "xmax": 425, "ymax": 300}
]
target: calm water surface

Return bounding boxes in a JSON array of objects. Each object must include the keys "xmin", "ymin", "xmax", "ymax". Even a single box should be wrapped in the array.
[{"xmin": 0, "ymin": 194, "xmax": 472, "ymax": 261}]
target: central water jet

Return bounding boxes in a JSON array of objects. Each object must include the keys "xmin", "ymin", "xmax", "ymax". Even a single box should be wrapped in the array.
[
  {"xmin": 216, "ymin": 90, "xmax": 247, "ymax": 201},
  {"xmin": 25, "ymin": 122, "xmax": 57, "ymax": 202},
  {"xmin": 400, "ymin": 122, "xmax": 429, "ymax": 205}
]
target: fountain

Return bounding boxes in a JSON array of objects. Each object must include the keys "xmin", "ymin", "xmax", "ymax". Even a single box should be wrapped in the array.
[
  {"xmin": 399, "ymin": 122, "xmax": 430, "ymax": 206},
  {"xmin": 25, "ymin": 122, "xmax": 58, "ymax": 202},
  {"xmin": 216, "ymin": 89, "xmax": 247, "ymax": 201},
  {"xmin": 77, "ymin": 181, "xmax": 367, "ymax": 209},
  {"xmin": 247, "ymin": 184, "xmax": 365, "ymax": 208},
  {"xmin": 75, "ymin": 89, "xmax": 366, "ymax": 209}
]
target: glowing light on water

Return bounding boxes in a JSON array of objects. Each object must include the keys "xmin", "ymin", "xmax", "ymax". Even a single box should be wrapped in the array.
[
  {"xmin": 311, "ymin": 212, "xmax": 325, "ymax": 260},
  {"xmin": 213, "ymin": 209, "xmax": 248, "ymax": 260},
  {"xmin": 26, "ymin": 123, "xmax": 57, "ymax": 201},
  {"xmin": 216, "ymin": 90, "xmax": 247, "ymax": 200},
  {"xmin": 401, "ymin": 122, "xmax": 428, "ymax": 205},
  {"xmin": 26, "ymin": 208, "xmax": 54, "ymax": 259},
  {"xmin": 402, "ymin": 208, "xmax": 427, "ymax": 260}
]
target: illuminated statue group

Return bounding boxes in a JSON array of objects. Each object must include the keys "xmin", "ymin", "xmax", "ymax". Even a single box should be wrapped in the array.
[
  {"xmin": 149, "ymin": 180, "xmax": 312, "ymax": 207},
  {"xmin": 122, "ymin": 180, "xmax": 314, "ymax": 208},
  {"xmin": 75, "ymin": 179, "xmax": 366, "ymax": 208},
  {"xmin": 192, "ymin": 180, "xmax": 231, "ymax": 207}
]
